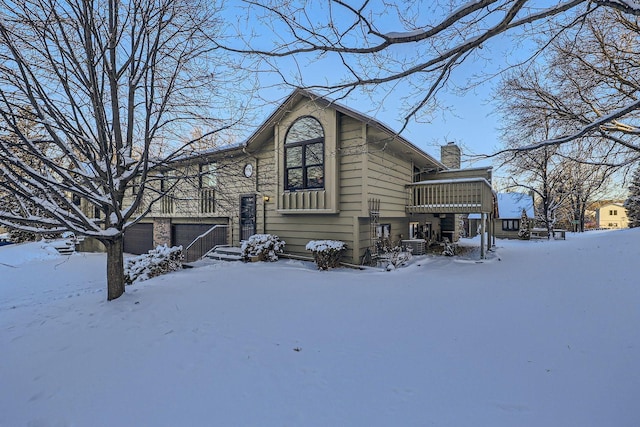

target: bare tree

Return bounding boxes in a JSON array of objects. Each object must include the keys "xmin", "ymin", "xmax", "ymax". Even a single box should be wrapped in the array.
[
  {"xmin": 496, "ymin": 78, "xmax": 615, "ymax": 235},
  {"xmin": 225, "ymin": 0, "xmax": 640, "ymax": 153},
  {"xmin": 497, "ymin": 8, "xmax": 640, "ymax": 164},
  {"xmin": 0, "ymin": 0, "xmax": 247, "ymax": 300}
]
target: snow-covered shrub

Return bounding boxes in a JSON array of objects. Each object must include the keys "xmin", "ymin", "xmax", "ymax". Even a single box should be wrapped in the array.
[
  {"xmin": 124, "ymin": 245, "xmax": 183, "ymax": 285},
  {"xmin": 380, "ymin": 245, "xmax": 413, "ymax": 270},
  {"xmin": 9, "ymin": 228, "xmax": 58, "ymax": 243},
  {"xmin": 240, "ymin": 234, "xmax": 285, "ymax": 262},
  {"xmin": 306, "ymin": 240, "xmax": 346, "ymax": 270},
  {"xmin": 442, "ymin": 239, "xmax": 456, "ymax": 256},
  {"xmin": 624, "ymin": 165, "xmax": 640, "ymax": 228}
]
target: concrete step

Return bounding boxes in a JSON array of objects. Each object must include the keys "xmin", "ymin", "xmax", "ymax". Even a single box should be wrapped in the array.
[
  {"xmin": 52, "ymin": 241, "xmax": 76, "ymax": 255},
  {"xmin": 205, "ymin": 246, "xmax": 243, "ymax": 261}
]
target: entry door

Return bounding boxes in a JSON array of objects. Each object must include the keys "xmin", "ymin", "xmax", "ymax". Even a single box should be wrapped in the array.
[{"xmin": 240, "ymin": 195, "xmax": 256, "ymax": 241}]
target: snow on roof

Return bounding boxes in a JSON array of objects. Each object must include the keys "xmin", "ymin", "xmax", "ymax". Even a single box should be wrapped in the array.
[
  {"xmin": 468, "ymin": 192, "xmax": 534, "ymax": 220},
  {"xmin": 496, "ymin": 192, "xmax": 534, "ymax": 219}
]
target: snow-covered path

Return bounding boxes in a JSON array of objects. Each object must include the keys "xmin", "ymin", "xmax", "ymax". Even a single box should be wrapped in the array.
[{"xmin": 1, "ymin": 231, "xmax": 639, "ymax": 426}]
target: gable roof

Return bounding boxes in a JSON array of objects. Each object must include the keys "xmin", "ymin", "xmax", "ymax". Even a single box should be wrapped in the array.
[
  {"xmin": 596, "ymin": 202, "xmax": 625, "ymax": 211},
  {"xmin": 497, "ymin": 192, "xmax": 534, "ymax": 218},
  {"xmin": 244, "ymin": 88, "xmax": 445, "ymax": 169}
]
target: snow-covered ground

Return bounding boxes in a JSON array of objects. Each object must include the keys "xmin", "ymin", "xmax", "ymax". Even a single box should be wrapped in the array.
[{"xmin": 1, "ymin": 230, "xmax": 639, "ymax": 426}]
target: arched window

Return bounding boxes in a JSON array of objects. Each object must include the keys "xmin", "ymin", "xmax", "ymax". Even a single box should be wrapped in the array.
[{"xmin": 284, "ymin": 116, "xmax": 324, "ymax": 190}]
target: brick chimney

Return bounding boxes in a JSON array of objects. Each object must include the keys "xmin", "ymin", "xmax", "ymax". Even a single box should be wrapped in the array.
[{"xmin": 441, "ymin": 142, "xmax": 461, "ymax": 169}]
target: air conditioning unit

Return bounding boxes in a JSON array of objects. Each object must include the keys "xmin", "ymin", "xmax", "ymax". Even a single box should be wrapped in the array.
[{"xmin": 401, "ymin": 239, "xmax": 426, "ymax": 255}]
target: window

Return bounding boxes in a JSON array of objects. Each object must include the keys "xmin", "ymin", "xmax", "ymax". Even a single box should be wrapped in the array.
[
  {"xmin": 199, "ymin": 163, "xmax": 217, "ymax": 189},
  {"xmin": 376, "ymin": 224, "xmax": 391, "ymax": 239},
  {"xmin": 284, "ymin": 116, "xmax": 324, "ymax": 190},
  {"xmin": 502, "ymin": 219, "xmax": 520, "ymax": 231}
]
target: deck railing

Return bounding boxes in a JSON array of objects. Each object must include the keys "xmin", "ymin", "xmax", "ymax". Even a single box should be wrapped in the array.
[
  {"xmin": 406, "ymin": 178, "xmax": 493, "ymax": 214},
  {"xmin": 200, "ymin": 188, "xmax": 215, "ymax": 214},
  {"xmin": 160, "ymin": 196, "xmax": 174, "ymax": 214}
]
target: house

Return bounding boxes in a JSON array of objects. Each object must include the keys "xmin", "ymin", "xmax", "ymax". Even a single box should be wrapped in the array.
[
  {"xmin": 122, "ymin": 89, "xmax": 496, "ymax": 263},
  {"xmin": 467, "ymin": 192, "xmax": 534, "ymax": 239},
  {"xmin": 494, "ymin": 192, "xmax": 535, "ymax": 239},
  {"xmin": 595, "ymin": 203, "xmax": 628, "ymax": 229}
]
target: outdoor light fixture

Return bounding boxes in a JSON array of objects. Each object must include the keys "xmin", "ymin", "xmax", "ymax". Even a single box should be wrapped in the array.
[{"xmin": 263, "ymin": 196, "xmax": 270, "ymax": 202}]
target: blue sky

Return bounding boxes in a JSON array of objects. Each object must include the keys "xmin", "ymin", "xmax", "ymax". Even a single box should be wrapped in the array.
[{"xmin": 227, "ymin": 1, "xmax": 533, "ymax": 174}]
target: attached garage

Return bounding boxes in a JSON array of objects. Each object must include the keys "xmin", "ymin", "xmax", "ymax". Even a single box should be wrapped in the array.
[
  {"xmin": 172, "ymin": 223, "xmax": 228, "ymax": 262},
  {"xmin": 123, "ymin": 223, "xmax": 154, "ymax": 255}
]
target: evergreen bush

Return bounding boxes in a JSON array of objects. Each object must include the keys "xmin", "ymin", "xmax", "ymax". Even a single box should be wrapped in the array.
[
  {"xmin": 624, "ymin": 166, "xmax": 640, "ymax": 228},
  {"xmin": 306, "ymin": 240, "xmax": 346, "ymax": 270},
  {"xmin": 240, "ymin": 234, "xmax": 285, "ymax": 261},
  {"xmin": 518, "ymin": 208, "xmax": 531, "ymax": 240}
]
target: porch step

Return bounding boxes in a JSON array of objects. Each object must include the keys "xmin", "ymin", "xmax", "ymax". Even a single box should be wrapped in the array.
[
  {"xmin": 205, "ymin": 246, "xmax": 243, "ymax": 261},
  {"xmin": 52, "ymin": 240, "xmax": 76, "ymax": 255}
]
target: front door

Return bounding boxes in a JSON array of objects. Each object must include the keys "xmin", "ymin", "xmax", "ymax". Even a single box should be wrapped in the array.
[{"xmin": 240, "ymin": 195, "xmax": 256, "ymax": 241}]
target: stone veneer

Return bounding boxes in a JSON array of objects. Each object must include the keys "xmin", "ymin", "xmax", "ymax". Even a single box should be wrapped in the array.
[{"xmin": 153, "ymin": 218, "xmax": 171, "ymax": 247}]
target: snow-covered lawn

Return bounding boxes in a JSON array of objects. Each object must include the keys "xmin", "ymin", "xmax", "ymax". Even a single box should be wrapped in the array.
[{"xmin": 1, "ymin": 230, "xmax": 639, "ymax": 426}]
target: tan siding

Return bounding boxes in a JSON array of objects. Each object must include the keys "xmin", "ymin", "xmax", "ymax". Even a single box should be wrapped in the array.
[
  {"xmin": 366, "ymin": 148, "xmax": 412, "ymax": 216},
  {"xmin": 339, "ymin": 114, "xmax": 365, "ymax": 218},
  {"xmin": 266, "ymin": 215, "xmax": 355, "ymax": 261}
]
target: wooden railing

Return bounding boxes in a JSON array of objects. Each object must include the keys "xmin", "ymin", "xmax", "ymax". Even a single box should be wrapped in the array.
[
  {"xmin": 200, "ymin": 188, "xmax": 215, "ymax": 214},
  {"xmin": 160, "ymin": 196, "xmax": 174, "ymax": 214},
  {"xmin": 406, "ymin": 178, "xmax": 493, "ymax": 214}
]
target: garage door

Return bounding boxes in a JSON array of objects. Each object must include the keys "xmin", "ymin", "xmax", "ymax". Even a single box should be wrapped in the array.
[
  {"xmin": 123, "ymin": 223, "xmax": 154, "ymax": 255},
  {"xmin": 172, "ymin": 223, "xmax": 228, "ymax": 262}
]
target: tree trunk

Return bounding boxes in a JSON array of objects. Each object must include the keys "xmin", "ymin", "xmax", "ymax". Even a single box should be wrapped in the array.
[{"xmin": 105, "ymin": 235, "xmax": 125, "ymax": 301}]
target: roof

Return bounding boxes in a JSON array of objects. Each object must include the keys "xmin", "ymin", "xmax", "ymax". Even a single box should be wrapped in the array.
[
  {"xmin": 244, "ymin": 88, "xmax": 446, "ymax": 169},
  {"xmin": 596, "ymin": 202, "xmax": 626, "ymax": 211},
  {"xmin": 170, "ymin": 88, "xmax": 446, "ymax": 169},
  {"xmin": 468, "ymin": 192, "xmax": 533, "ymax": 219},
  {"xmin": 496, "ymin": 192, "xmax": 534, "ymax": 219}
]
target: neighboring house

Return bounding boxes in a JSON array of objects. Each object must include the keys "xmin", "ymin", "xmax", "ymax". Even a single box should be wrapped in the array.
[
  {"xmin": 494, "ymin": 192, "xmax": 535, "ymax": 239},
  {"xmin": 121, "ymin": 89, "xmax": 496, "ymax": 263},
  {"xmin": 468, "ymin": 192, "xmax": 534, "ymax": 239},
  {"xmin": 595, "ymin": 203, "xmax": 628, "ymax": 229}
]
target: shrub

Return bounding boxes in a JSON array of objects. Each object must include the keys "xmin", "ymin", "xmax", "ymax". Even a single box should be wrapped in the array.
[
  {"xmin": 306, "ymin": 240, "xmax": 346, "ymax": 270},
  {"xmin": 240, "ymin": 234, "xmax": 285, "ymax": 262},
  {"xmin": 381, "ymin": 245, "xmax": 413, "ymax": 270},
  {"xmin": 124, "ymin": 245, "xmax": 183, "ymax": 285},
  {"xmin": 442, "ymin": 239, "xmax": 456, "ymax": 256},
  {"xmin": 518, "ymin": 208, "xmax": 531, "ymax": 240},
  {"xmin": 9, "ymin": 228, "xmax": 58, "ymax": 243}
]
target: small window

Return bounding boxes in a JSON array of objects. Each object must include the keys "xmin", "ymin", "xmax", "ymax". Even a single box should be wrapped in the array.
[
  {"xmin": 376, "ymin": 224, "xmax": 391, "ymax": 238},
  {"xmin": 613, "ymin": 209, "xmax": 618, "ymax": 216},
  {"xmin": 502, "ymin": 219, "xmax": 520, "ymax": 231},
  {"xmin": 199, "ymin": 163, "xmax": 217, "ymax": 189},
  {"xmin": 284, "ymin": 116, "xmax": 324, "ymax": 191}
]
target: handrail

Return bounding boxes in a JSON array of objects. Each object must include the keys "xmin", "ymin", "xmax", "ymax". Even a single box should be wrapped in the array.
[
  {"xmin": 185, "ymin": 224, "xmax": 229, "ymax": 252},
  {"xmin": 183, "ymin": 224, "xmax": 229, "ymax": 262}
]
